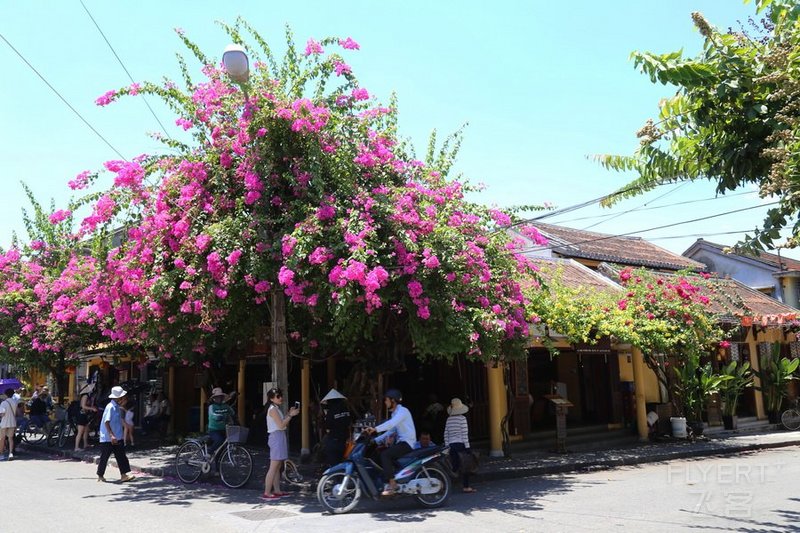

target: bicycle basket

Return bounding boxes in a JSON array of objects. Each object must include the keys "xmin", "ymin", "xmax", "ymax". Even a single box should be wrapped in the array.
[
  {"xmin": 226, "ymin": 425, "xmax": 249, "ymax": 443},
  {"xmin": 54, "ymin": 406, "xmax": 67, "ymax": 422}
]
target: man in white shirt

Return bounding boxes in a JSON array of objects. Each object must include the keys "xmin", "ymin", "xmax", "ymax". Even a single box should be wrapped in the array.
[{"xmin": 367, "ymin": 389, "xmax": 417, "ymax": 495}]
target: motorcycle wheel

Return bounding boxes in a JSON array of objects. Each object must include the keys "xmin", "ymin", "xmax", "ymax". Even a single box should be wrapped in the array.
[
  {"xmin": 317, "ymin": 472, "xmax": 361, "ymax": 514},
  {"xmin": 414, "ymin": 465, "xmax": 451, "ymax": 508}
]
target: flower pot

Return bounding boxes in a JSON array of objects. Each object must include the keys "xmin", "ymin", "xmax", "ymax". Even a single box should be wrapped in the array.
[
  {"xmin": 670, "ymin": 416, "xmax": 687, "ymax": 438},
  {"xmin": 722, "ymin": 414, "xmax": 738, "ymax": 430}
]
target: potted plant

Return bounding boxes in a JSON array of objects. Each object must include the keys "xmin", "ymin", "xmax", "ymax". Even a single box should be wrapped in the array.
[
  {"xmin": 754, "ymin": 342, "xmax": 799, "ymax": 423},
  {"xmin": 718, "ymin": 361, "xmax": 753, "ymax": 430},
  {"xmin": 672, "ymin": 353, "xmax": 730, "ymax": 436}
]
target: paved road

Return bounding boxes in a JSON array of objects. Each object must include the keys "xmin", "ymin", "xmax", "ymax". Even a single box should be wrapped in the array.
[{"xmin": 6, "ymin": 446, "xmax": 800, "ymax": 532}]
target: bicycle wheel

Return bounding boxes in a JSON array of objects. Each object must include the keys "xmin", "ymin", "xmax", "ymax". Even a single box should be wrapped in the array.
[
  {"xmin": 282, "ymin": 459, "xmax": 303, "ymax": 484},
  {"xmin": 219, "ymin": 444, "xmax": 253, "ymax": 489},
  {"xmin": 58, "ymin": 422, "xmax": 74, "ymax": 448},
  {"xmin": 47, "ymin": 421, "xmax": 64, "ymax": 447},
  {"xmin": 175, "ymin": 441, "xmax": 204, "ymax": 484},
  {"xmin": 782, "ymin": 408, "xmax": 800, "ymax": 431}
]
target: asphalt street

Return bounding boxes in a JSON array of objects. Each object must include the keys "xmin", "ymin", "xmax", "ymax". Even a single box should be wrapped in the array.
[{"xmin": 6, "ymin": 446, "xmax": 800, "ymax": 532}]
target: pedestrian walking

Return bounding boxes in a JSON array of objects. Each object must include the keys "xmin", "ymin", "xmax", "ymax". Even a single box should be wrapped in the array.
[
  {"xmin": 0, "ymin": 388, "xmax": 18, "ymax": 460},
  {"xmin": 96, "ymin": 386, "xmax": 136, "ymax": 483},
  {"xmin": 262, "ymin": 387, "xmax": 299, "ymax": 500},
  {"xmin": 444, "ymin": 397, "xmax": 476, "ymax": 493}
]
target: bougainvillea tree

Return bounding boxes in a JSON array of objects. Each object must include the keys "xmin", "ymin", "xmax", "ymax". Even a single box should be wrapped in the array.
[
  {"xmin": 0, "ymin": 188, "xmax": 110, "ymax": 397},
  {"xmin": 66, "ymin": 21, "xmax": 545, "ymax": 374},
  {"xmin": 534, "ymin": 264, "xmax": 731, "ymax": 416}
]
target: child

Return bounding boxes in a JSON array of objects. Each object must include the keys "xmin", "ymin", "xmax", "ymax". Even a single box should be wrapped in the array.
[{"xmin": 123, "ymin": 404, "xmax": 135, "ymax": 447}]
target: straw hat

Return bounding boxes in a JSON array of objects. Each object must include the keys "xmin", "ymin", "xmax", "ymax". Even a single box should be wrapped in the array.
[
  {"xmin": 210, "ymin": 387, "xmax": 228, "ymax": 401},
  {"xmin": 447, "ymin": 398, "xmax": 469, "ymax": 416},
  {"xmin": 321, "ymin": 388, "xmax": 346, "ymax": 403}
]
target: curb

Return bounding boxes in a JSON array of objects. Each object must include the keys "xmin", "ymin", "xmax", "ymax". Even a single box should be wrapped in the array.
[{"xmin": 478, "ymin": 438, "xmax": 800, "ymax": 482}]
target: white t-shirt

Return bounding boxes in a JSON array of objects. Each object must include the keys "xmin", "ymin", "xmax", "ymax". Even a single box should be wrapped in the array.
[{"xmin": 0, "ymin": 397, "xmax": 18, "ymax": 429}]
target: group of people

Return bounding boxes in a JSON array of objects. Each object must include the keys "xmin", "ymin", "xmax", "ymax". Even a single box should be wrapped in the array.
[
  {"xmin": 368, "ymin": 389, "xmax": 476, "ymax": 495},
  {"xmin": 254, "ymin": 385, "xmax": 475, "ymax": 501}
]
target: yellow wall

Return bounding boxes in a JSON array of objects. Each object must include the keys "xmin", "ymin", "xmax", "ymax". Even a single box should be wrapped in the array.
[{"xmin": 617, "ymin": 350, "xmax": 661, "ymax": 403}]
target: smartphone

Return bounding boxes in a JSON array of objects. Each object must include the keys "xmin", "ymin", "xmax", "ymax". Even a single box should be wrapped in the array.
[{"xmin": 294, "ymin": 401, "xmax": 301, "ymax": 410}]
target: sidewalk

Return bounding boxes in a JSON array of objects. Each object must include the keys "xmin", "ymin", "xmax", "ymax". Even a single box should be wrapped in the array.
[{"xmin": 17, "ymin": 426, "xmax": 800, "ymax": 489}]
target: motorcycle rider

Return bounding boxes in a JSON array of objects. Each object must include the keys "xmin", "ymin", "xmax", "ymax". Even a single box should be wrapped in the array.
[{"xmin": 366, "ymin": 389, "xmax": 417, "ymax": 496}]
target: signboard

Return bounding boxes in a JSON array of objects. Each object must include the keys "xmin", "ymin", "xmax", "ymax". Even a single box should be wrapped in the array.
[{"xmin": 575, "ymin": 338, "xmax": 612, "ymax": 354}]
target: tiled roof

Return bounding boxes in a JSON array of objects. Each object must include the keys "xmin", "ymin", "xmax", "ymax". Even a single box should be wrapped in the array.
[
  {"xmin": 531, "ymin": 258, "xmax": 621, "ymax": 293},
  {"xmin": 688, "ymin": 239, "xmax": 800, "ymax": 272},
  {"xmin": 530, "ymin": 222, "xmax": 705, "ymax": 271}
]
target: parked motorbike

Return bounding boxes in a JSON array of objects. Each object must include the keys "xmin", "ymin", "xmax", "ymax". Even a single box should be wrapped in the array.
[{"xmin": 316, "ymin": 431, "xmax": 451, "ymax": 514}]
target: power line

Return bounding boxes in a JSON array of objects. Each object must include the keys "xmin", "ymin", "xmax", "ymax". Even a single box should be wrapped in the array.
[
  {"xmin": 0, "ymin": 31, "xmax": 126, "ymax": 160},
  {"xmin": 552, "ymin": 190, "xmax": 757, "ymax": 224},
  {"xmin": 647, "ymin": 230, "xmax": 754, "ymax": 241},
  {"xmin": 520, "ymin": 201, "xmax": 782, "ymax": 254},
  {"xmin": 79, "ymin": 0, "xmax": 172, "ymax": 139},
  {"xmin": 581, "ymin": 182, "xmax": 687, "ymax": 231}
]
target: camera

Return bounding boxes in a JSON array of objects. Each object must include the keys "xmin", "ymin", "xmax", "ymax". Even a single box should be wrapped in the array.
[{"xmin": 294, "ymin": 401, "xmax": 300, "ymax": 409}]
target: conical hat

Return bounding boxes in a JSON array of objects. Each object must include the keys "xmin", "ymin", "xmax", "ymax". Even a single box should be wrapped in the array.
[{"xmin": 321, "ymin": 388, "xmax": 346, "ymax": 403}]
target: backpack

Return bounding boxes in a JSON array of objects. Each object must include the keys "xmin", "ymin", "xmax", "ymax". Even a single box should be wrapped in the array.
[{"xmin": 67, "ymin": 400, "xmax": 81, "ymax": 421}]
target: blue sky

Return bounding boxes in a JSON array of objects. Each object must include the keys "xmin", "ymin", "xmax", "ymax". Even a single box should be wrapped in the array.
[{"xmin": 1, "ymin": 1, "xmax": 790, "ymax": 257}]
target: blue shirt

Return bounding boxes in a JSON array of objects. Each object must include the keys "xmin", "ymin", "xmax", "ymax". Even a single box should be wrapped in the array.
[
  {"xmin": 99, "ymin": 399, "xmax": 124, "ymax": 443},
  {"xmin": 374, "ymin": 404, "xmax": 416, "ymax": 447}
]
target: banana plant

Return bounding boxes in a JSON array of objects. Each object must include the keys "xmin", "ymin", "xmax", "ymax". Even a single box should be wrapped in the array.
[
  {"xmin": 754, "ymin": 342, "xmax": 799, "ymax": 415},
  {"xmin": 719, "ymin": 361, "xmax": 753, "ymax": 417}
]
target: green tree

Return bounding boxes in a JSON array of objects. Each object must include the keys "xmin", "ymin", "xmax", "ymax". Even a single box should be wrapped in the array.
[{"xmin": 597, "ymin": 0, "xmax": 800, "ymax": 251}]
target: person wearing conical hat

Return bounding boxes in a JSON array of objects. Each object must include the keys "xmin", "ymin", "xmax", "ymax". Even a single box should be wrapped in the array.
[{"xmin": 320, "ymin": 389, "xmax": 351, "ymax": 466}]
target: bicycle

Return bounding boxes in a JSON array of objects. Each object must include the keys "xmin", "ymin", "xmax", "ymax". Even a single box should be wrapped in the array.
[
  {"xmin": 781, "ymin": 399, "xmax": 800, "ymax": 431},
  {"xmin": 175, "ymin": 425, "xmax": 253, "ymax": 488},
  {"xmin": 47, "ymin": 406, "xmax": 77, "ymax": 448}
]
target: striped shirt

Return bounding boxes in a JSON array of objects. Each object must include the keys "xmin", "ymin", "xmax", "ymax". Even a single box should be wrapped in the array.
[{"xmin": 443, "ymin": 414, "xmax": 470, "ymax": 448}]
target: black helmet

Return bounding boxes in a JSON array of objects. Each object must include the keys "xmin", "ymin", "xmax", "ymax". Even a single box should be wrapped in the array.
[{"xmin": 385, "ymin": 389, "xmax": 402, "ymax": 402}]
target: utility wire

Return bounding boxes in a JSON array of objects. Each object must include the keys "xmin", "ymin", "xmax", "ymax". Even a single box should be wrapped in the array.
[
  {"xmin": 647, "ymin": 230, "xmax": 753, "ymax": 241},
  {"xmin": 0, "ymin": 31, "xmax": 126, "ymax": 160},
  {"xmin": 79, "ymin": 0, "xmax": 172, "ymax": 139},
  {"xmin": 521, "ymin": 201, "xmax": 782, "ymax": 253},
  {"xmin": 581, "ymin": 182, "xmax": 687, "ymax": 231},
  {"xmin": 552, "ymin": 190, "xmax": 757, "ymax": 224}
]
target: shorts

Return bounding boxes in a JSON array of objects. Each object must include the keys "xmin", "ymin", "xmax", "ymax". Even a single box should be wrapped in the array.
[{"xmin": 76, "ymin": 412, "xmax": 90, "ymax": 426}]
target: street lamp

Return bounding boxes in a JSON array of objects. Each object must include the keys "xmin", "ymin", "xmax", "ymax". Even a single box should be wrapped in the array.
[{"xmin": 222, "ymin": 44, "xmax": 250, "ymax": 85}]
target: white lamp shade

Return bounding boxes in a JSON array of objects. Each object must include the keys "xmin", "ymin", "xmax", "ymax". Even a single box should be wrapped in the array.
[{"xmin": 222, "ymin": 44, "xmax": 250, "ymax": 84}]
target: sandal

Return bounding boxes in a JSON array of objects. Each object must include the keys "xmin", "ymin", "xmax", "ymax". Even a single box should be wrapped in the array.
[
  {"xmin": 463, "ymin": 487, "xmax": 477, "ymax": 493},
  {"xmin": 260, "ymin": 493, "xmax": 280, "ymax": 500}
]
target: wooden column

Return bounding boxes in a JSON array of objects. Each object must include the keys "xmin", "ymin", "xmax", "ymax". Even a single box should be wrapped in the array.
[
  {"xmin": 200, "ymin": 384, "xmax": 207, "ymax": 433},
  {"xmin": 301, "ymin": 358, "xmax": 311, "ymax": 457},
  {"xmin": 748, "ymin": 335, "xmax": 766, "ymax": 420},
  {"xmin": 487, "ymin": 362, "xmax": 507, "ymax": 457},
  {"xmin": 68, "ymin": 371, "xmax": 76, "ymax": 403},
  {"xmin": 238, "ymin": 358, "xmax": 246, "ymax": 427},
  {"xmin": 631, "ymin": 347, "xmax": 649, "ymax": 441},
  {"xmin": 168, "ymin": 366, "xmax": 175, "ymax": 434},
  {"xmin": 327, "ymin": 357, "xmax": 336, "ymax": 389}
]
